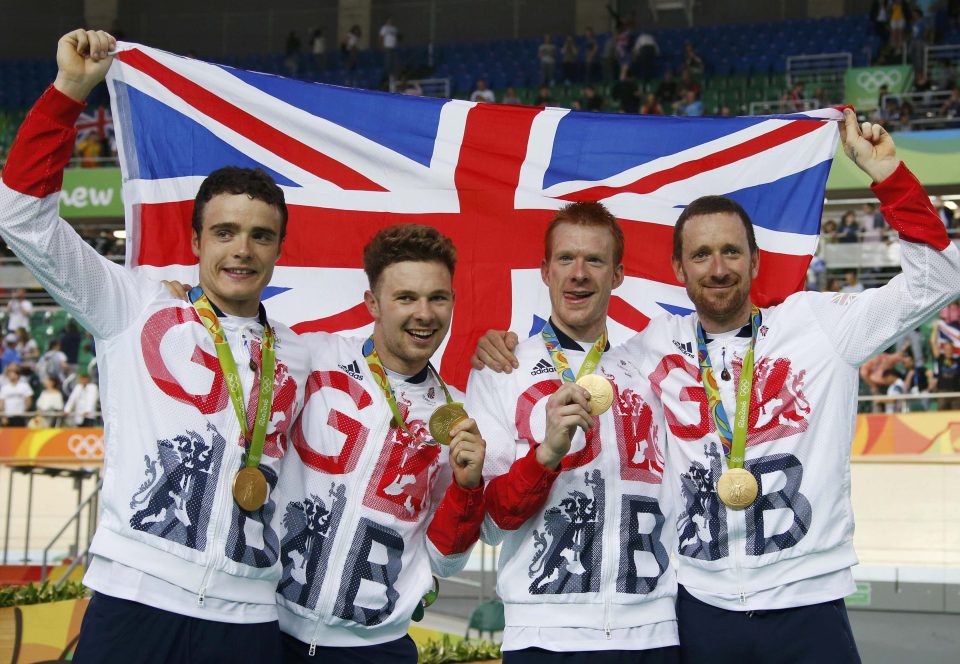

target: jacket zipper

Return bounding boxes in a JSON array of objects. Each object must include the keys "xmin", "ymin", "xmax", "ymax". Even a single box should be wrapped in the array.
[
  {"xmin": 307, "ymin": 402, "xmax": 391, "ymax": 655},
  {"xmin": 197, "ymin": 326, "xmax": 254, "ymax": 607}
]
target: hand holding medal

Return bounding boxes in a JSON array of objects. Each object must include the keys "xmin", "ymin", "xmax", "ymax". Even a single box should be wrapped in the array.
[{"xmin": 444, "ymin": 416, "xmax": 486, "ymax": 489}]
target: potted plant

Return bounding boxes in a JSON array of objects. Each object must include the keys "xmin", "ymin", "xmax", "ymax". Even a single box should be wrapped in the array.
[{"xmin": 0, "ymin": 581, "xmax": 90, "ymax": 662}]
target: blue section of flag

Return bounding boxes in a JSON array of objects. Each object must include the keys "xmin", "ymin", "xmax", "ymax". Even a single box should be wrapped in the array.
[
  {"xmin": 261, "ymin": 286, "xmax": 292, "ymax": 301},
  {"xmin": 221, "ymin": 66, "xmax": 445, "ymax": 168},
  {"xmin": 118, "ymin": 82, "xmax": 298, "ymax": 186},
  {"xmin": 724, "ymin": 161, "xmax": 833, "ymax": 236},
  {"xmin": 545, "ymin": 113, "xmax": 761, "ymax": 188},
  {"xmin": 657, "ymin": 301, "xmax": 694, "ymax": 316},
  {"xmin": 528, "ymin": 314, "xmax": 547, "ymax": 338}
]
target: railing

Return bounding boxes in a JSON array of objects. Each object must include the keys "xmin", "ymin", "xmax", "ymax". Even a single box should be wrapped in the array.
[
  {"xmin": 748, "ymin": 97, "xmax": 821, "ymax": 115},
  {"xmin": 924, "ymin": 44, "xmax": 960, "ymax": 85},
  {"xmin": 880, "ymin": 90, "xmax": 959, "ymax": 129},
  {"xmin": 388, "ymin": 76, "xmax": 451, "ymax": 99},
  {"xmin": 786, "ymin": 52, "xmax": 852, "ymax": 89},
  {"xmin": 41, "ymin": 474, "xmax": 101, "ymax": 588}
]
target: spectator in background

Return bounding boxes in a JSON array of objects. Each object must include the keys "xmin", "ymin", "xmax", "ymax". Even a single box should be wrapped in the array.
[
  {"xmin": 343, "ymin": 25, "xmax": 362, "ymax": 86},
  {"xmin": 14, "ymin": 327, "xmax": 38, "ymax": 370},
  {"xmin": 902, "ymin": 352, "xmax": 933, "ymax": 411},
  {"xmin": 821, "ymin": 218, "xmax": 839, "ymax": 242},
  {"xmin": 882, "ymin": 368, "xmax": 907, "ymax": 413},
  {"xmin": 1, "ymin": 334, "xmax": 21, "ymax": 371},
  {"xmin": 76, "ymin": 129, "xmax": 104, "ymax": 168},
  {"xmin": 841, "ymin": 269, "xmax": 865, "ymax": 293},
  {"xmin": 538, "ymin": 34, "xmax": 557, "ymax": 86},
  {"xmin": 897, "ymin": 100, "xmax": 915, "ymax": 131},
  {"xmin": 59, "ymin": 319, "xmax": 82, "ymax": 370},
  {"xmin": 6, "ymin": 288, "xmax": 33, "ymax": 334},
  {"xmin": 310, "ymin": 28, "xmax": 326, "ymax": 72},
  {"xmin": 284, "ymin": 30, "xmax": 301, "ymax": 78},
  {"xmin": 861, "ymin": 348, "xmax": 906, "ymax": 411},
  {"xmin": 940, "ymin": 85, "xmax": 960, "ymax": 121},
  {"xmin": 678, "ymin": 67, "xmax": 701, "ymax": 100},
  {"xmin": 676, "ymin": 89, "xmax": 704, "ymax": 116},
  {"xmin": 838, "ymin": 210, "xmax": 861, "ymax": 243},
  {"xmin": 860, "ymin": 201, "xmax": 886, "ymax": 242},
  {"xmin": 640, "ymin": 92, "xmax": 663, "ymax": 115},
  {"xmin": 379, "ymin": 17, "xmax": 400, "ymax": 76},
  {"xmin": 826, "ymin": 276, "xmax": 843, "ymax": 292},
  {"xmin": 871, "ymin": 95, "xmax": 900, "ymax": 130},
  {"xmin": 657, "ymin": 69, "xmax": 679, "ymax": 108},
  {"xmin": 613, "ymin": 68, "xmax": 640, "ymax": 113},
  {"xmin": 583, "ymin": 27, "xmax": 598, "ymax": 83},
  {"xmin": 781, "ymin": 80, "xmax": 806, "ymax": 112},
  {"xmin": 933, "ymin": 196, "xmax": 955, "ymax": 232},
  {"xmin": 632, "ymin": 29, "xmax": 659, "ymax": 83},
  {"xmin": 561, "ymin": 35, "xmax": 579, "ymax": 85},
  {"xmin": 64, "ymin": 372, "xmax": 99, "ymax": 427},
  {"xmin": 889, "ymin": 0, "xmax": 907, "ymax": 51},
  {"xmin": 501, "ymin": 86, "xmax": 522, "ymax": 105},
  {"xmin": 533, "ymin": 85, "xmax": 554, "ymax": 106},
  {"xmin": 683, "ymin": 41, "xmax": 705, "ymax": 80},
  {"xmin": 601, "ymin": 28, "xmax": 617, "ymax": 83},
  {"xmin": 34, "ymin": 375, "xmax": 65, "ymax": 427},
  {"xmin": 0, "ymin": 364, "xmax": 32, "ymax": 426},
  {"xmin": 36, "ymin": 339, "xmax": 67, "ymax": 383},
  {"xmin": 580, "ymin": 84, "xmax": 605, "ymax": 112},
  {"xmin": 470, "ymin": 79, "xmax": 496, "ymax": 103},
  {"xmin": 932, "ymin": 339, "xmax": 960, "ymax": 410}
]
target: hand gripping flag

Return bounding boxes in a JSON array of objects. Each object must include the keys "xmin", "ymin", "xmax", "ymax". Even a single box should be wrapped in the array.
[{"xmin": 105, "ymin": 42, "xmax": 843, "ymax": 388}]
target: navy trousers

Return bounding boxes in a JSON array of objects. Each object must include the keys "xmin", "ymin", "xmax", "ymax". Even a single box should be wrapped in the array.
[
  {"xmin": 281, "ymin": 632, "xmax": 418, "ymax": 663},
  {"xmin": 72, "ymin": 592, "xmax": 282, "ymax": 663},
  {"xmin": 677, "ymin": 585, "xmax": 862, "ymax": 663},
  {"xmin": 503, "ymin": 646, "xmax": 680, "ymax": 663}
]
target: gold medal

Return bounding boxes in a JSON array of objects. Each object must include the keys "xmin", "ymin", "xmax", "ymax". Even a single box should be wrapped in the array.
[
  {"xmin": 575, "ymin": 374, "xmax": 614, "ymax": 416},
  {"xmin": 233, "ymin": 466, "xmax": 268, "ymax": 511},
  {"xmin": 428, "ymin": 403, "xmax": 469, "ymax": 445},
  {"xmin": 717, "ymin": 467, "xmax": 759, "ymax": 509}
]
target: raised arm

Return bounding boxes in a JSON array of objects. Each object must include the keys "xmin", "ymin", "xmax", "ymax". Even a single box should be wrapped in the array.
[
  {"xmin": 0, "ymin": 30, "xmax": 153, "ymax": 340},
  {"xmin": 807, "ymin": 110, "xmax": 960, "ymax": 364}
]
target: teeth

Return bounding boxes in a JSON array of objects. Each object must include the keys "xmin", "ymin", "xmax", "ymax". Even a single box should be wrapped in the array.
[{"xmin": 408, "ymin": 331, "xmax": 433, "ymax": 339}]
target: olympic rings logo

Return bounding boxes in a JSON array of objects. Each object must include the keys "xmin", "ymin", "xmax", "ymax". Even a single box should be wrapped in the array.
[
  {"xmin": 67, "ymin": 433, "xmax": 104, "ymax": 459},
  {"xmin": 856, "ymin": 70, "xmax": 903, "ymax": 92}
]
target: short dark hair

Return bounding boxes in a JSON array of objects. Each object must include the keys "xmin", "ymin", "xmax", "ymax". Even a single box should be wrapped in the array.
[
  {"xmin": 192, "ymin": 167, "xmax": 288, "ymax": 242},
  {"xmin": 673, "ymin": 196, "xmax": 758, "ymax": 261},
  {"xmin": 545, "ymin": 201, "xmax": 624, "ymax": 264},
  {"xmin": 363, "ymin": 224, "xmax": 457, "ymax": 292}
]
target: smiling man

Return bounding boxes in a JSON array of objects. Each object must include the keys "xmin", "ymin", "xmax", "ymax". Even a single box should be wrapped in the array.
[
  {"xmin": 274, "ymin": 224, "xmax": 487, "ymax": 663},
  {"xmin": 0, "ymin": 30, "xmax": 311, "ymax": 663},
  {"xmin": 467, "ymin": 202, "xmax": 678, "ymax": 663},
  {"xmin": 473, "ymin": 111, "xmax": 960, "ymax": 663}
]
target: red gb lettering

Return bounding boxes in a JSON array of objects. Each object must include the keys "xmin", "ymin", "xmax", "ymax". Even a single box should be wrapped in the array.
[
  {"xmin": 245, "ymin": 340, "xmax": 300, "ymax": 458},
  {"xmin": 363, "ymin": 396, "xmax": 442, "ymax": 522},
  {"xmin": 648, "ymin": 354, "xmax": 710, "ymax": 441},
  {"xmin": 291, "ymin": 370, "xmax": 372, "ymax": 474},
  {"xmin": 611, "ymin": 378, "xmax": 664, "ymax": 483},
  {"xmin": 515, "ymin": 379, "xmax": 601, "ymax": 470},
  {"xmin": 140, "ymin": 306, "xmax": 228, "ymax": 414}
]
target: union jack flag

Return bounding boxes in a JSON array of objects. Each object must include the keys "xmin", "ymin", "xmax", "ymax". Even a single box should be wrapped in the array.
[
  {"xmin": 75, "ymin": 105, "xmax": 113, "ymax": 141},
  {"xmin": 105, "ymin": 42, "xmax": 842, "ymax": 388}
]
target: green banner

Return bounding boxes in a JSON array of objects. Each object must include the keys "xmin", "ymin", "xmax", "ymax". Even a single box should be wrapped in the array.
[
  {"xmin": 827, "ymin": 129, "xmax": 960, "ymax": 192},
  {"xmin": 58, "ymin": 167, "xmax": 123, "ymax": 218},
  {"xmin": 844, "ymin": 65, "xmax": 912, "ymax": 112}
]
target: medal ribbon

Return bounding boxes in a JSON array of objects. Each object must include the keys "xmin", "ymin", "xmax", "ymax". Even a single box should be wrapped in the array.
[
  {"xmin": 541, "ymin": 319, "xmax": 607, "ymax": 382},
  {"xmin": 190, "ymin": 288, "xmax": 276, "ymax": 469},
  {"xmin": 694, "ymin": 306, "xmax": 761, "ymax": 469},
  {"xmin": 361, "ymin": 337, "xmax": 455, "ymax": 435}
]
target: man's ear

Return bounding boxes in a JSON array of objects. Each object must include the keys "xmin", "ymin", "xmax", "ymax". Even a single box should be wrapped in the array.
[
  {"xmin": 363, "ymin": 289, "xmax": 379, "ymax": 321},
  {"xmin": 672, "ymin": 257, "xmax": 686, "ymax": 284},
  {"xmin": 191, "ymin": 228, "xmax": 201, "ymax": 259},
  {"xmin": 750, "ymin": 250, "xmax": 760, "ymax": 279}
]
